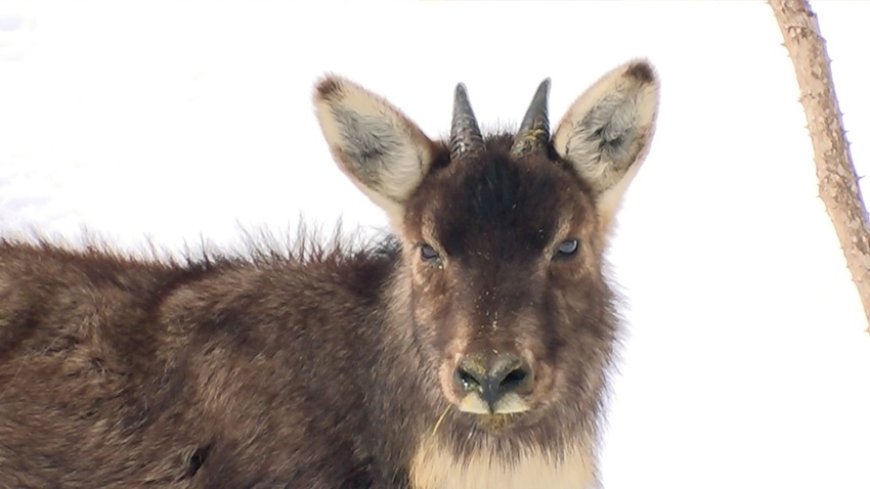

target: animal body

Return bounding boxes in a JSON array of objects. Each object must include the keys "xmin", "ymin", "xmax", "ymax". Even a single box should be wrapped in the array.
[{"xmin": 0, "ymin": 59, "xmax": 659, "ymax": 488}]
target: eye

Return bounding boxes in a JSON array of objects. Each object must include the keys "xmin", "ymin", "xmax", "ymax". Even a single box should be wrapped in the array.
[
  {"xmin": 420, "ymin": 243, "xmax": 441, "ymax": 262},
  {"xmin": 554, "ymin": 239, "xmax": 579, "ymax": 258}
]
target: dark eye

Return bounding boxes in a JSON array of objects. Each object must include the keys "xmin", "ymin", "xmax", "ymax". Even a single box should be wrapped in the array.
[
  {"xmin": 555, "ymin": 239, "xmax": 579, "ymax": 258},
  {"xmin": 420, "ymin": 243, "xmax": 440, "ymax": 262}
]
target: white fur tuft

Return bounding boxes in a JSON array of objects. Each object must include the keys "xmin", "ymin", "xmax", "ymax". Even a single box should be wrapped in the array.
[{"xmin": 410, "ymin": 438, "xmax": 597, "ymax": 489}]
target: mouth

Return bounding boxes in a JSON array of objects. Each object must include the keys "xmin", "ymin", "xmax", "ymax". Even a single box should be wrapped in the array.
[
  {"xmin": 458, "ymin": 391, "xmax": 530, "ymax": 416},
  {"xmin": 455, "ymin": 391, "xmax": 532, "ymax": 432}
]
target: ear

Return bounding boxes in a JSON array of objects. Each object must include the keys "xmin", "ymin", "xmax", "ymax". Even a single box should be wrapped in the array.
[
  {"xmin": 314, "ymin": 75, "xmax": 436, "ymax": 224},
  {"xmin": 552, "ymin": 60, "xmax": 660, "ymax": 226}
]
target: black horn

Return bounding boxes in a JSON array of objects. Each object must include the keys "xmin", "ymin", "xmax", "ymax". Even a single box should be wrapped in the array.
[
  {"xmin": 450, "ymin": 83, "xmax": 485, "ymax": 160},
  {"xmin": 510, "ymin": 78, "xmax": 551, "ymax": 157}
]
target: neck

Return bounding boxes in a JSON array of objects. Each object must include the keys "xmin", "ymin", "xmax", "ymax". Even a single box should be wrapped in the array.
[{"xmin": 409, "ymin": 433, "xmax": 599, "ymax": 489}]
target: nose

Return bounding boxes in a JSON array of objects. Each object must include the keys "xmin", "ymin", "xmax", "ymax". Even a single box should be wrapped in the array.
[{"xmin": 454, "ymin": 353, "xmax": 534, "ymax": 409}]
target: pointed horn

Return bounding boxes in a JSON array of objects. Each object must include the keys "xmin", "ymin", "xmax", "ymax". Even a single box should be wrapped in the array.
[
  {"xmin": 450, "ymin": 83, "xmax": 485, "ymax": 160},
  {"xmin": 511, "ymin": 78, "xmax": 551, "ymax": 157}
]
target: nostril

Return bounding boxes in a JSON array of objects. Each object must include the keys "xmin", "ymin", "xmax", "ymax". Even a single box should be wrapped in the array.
[
  {"xmin": 456, "ymin": 369, "xmax": 479, "ymax": 391},
  {"xmin": 454, "ymin": 354, "xmax": 534, "ymax": 403},
  {"xmin": 455, "ymin": 362, "xmax": 486, "ymax": 393},
  {"xmin": 499, "ymin": 367, "xmax": 528, "ymax": 392},
  {"xmin": 490, "ymin": 355, "xmax": 533, "ymax": 396}
]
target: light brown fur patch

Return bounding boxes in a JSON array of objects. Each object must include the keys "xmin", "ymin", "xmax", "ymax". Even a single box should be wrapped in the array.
[{"xmin": 409, "ymin": 436, "xmax": 597, "ymax": 489}]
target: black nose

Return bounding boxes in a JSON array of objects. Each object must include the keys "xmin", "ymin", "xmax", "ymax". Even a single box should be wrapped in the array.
[{"xmin": 454, "ymin": 353, "xmax": 533, "ymax": 408}]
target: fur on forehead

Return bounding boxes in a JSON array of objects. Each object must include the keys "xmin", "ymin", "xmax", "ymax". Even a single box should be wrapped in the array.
[{"xmin": 402, "ymin": 136, "xmax": 595, "ymax": 254}]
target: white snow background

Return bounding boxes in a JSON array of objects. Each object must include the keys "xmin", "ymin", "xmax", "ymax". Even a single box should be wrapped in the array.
[{"xmin": 1, "ymin": 1, "xmax": 869, "ymax": 487}]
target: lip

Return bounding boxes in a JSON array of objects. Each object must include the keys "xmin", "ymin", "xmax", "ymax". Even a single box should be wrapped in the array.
[
  {"xmin": 454, "ymin": 391, "xmax": 534, "ymax": 433},
  {"xmin": 458, "ymin": 392, "xmax": 530, "ymax": 415}
]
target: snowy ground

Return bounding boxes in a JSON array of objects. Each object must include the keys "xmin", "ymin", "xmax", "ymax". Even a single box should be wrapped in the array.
[{"xmin": 1, "ymin": 1, "xmax": 870, "ymax": 487}]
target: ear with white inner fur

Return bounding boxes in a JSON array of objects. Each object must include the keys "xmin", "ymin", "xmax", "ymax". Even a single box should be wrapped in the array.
[
  {"xmin": 313, "ymin": 76, "xmax": 436, "ymax": 224},
  {"xmin": 552, "ymin": 60, "xmax": 660, "ymax": 226}
]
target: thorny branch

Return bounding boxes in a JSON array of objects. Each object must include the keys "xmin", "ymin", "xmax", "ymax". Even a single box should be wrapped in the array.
[{"xmin": 769, "ymin": 0, "xmax": 870, "ymax": 332}]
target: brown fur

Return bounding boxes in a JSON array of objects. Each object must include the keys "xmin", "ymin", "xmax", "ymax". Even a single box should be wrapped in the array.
[{"xmin": 0, "ymin": 60, "xmax": 659, "ymax": 488}]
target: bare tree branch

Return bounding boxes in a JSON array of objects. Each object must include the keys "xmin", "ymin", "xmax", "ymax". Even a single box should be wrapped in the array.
[{"xmin": 769, "ymin": 0, "xmax": 870, "ymax": 332}]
